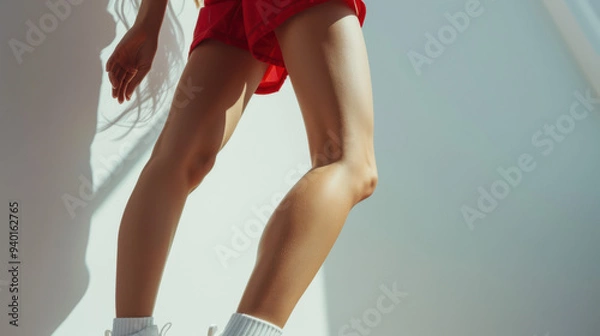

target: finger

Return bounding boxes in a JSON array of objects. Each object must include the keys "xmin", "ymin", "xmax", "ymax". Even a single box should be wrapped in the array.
[
  {"xmin": 120, "ymin": 68, "xmax": 138, "ymax": 102},
  {"xmin": 108, "ymin": 64, "xmax": 124, "ymax": 90},
  {"xmin": 124, "ymin": 68, "xmax": 145, "ymax": 100},
  {"xmin": 118, "ymin": 68, "xmax": 135, "ymax": 103},
  {"xmin": 113, "ymin": 66, "xmax": 128, "ymax": 100},
  {"xmin": 110, "ymin": 66, "xmax": 126, "ymax": 99}
]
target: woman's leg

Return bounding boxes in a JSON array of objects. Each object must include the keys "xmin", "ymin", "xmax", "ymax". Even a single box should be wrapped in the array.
[
  {"xmin": 115, "ymin": 39, "xmax": 269, "ymax": 317},
  {"xmin": 236, "ymin": 0, "xmax": 377, "ymax": 328}
]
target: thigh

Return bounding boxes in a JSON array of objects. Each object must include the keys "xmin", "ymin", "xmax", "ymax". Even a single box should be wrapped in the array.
[
  {"xmin": 151, "ymin": 39, "xmax": 269, "ymax": 166},
  {"xmin": 273, "ymin": 0, "xmax": 375, "ymax": 170}
]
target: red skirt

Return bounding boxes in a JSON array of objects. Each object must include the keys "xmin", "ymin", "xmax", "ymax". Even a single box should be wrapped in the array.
[{"xmin": 188, "ymin": 0, "xmax": 367, "ymax": 95}]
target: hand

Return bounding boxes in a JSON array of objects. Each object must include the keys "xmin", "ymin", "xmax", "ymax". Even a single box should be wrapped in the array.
[{"xmin": 105, "ymin": 24, "xmax": 158, "ymax": 104}]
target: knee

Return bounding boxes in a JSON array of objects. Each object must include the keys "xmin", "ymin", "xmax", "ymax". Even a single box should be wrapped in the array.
[
  {"xmin": 149, "ymin": 150, "xmax": 218, "ymax": 191},
  {"xmin": 321, "ymin": 161, "xmax": 377, "ymax": 203},
  {"xmin": 352, "ymin": 165, "xmax": 378, "ymax": 202},
  {"xmin": 186, "ymin": 153, "xmax": 218, "ymax": 190}
]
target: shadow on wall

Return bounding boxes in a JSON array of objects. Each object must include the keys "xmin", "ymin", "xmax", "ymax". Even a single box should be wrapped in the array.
[{"xmin": 0, "ymin": 0, "xmax": 184, "ymax": 335}]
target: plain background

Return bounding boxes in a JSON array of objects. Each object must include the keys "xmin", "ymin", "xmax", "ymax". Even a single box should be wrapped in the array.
[{"xmin": 1, "ymin": 0, "xmax": 599, "ymax": 335}]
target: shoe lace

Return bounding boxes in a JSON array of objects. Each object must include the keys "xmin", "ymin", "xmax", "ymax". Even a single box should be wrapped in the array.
[
  {"xmin": 159, "ymin": 322, "xmax": 173, "ymax": 335},
  {"xmin": 207, "ymin": 324, "xmax": 220, "ymax": 336}
]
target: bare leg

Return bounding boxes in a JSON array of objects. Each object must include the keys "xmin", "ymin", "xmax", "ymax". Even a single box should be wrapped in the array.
[
  {"xmin": 115, "ymin": 39, "xmax": 269, "ymax": 317},
  {"xmin": 236, "ymin": 0, "xmax": 377, "ymax": 328}
]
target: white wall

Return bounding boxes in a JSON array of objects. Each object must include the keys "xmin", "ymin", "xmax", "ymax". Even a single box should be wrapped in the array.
[
  {"xmin": 325, "ymin": 1, "xmax": 600, "ymax": 336},
  {"xmin": 1, "ymin": 0, "xmax": 599, "ymax": 336}
]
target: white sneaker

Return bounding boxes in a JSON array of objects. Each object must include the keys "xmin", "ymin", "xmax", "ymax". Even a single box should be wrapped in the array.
[
  {"xmin": 207, "ymin": 324, "xmax": 221, "ymax": 336},
  {"xmin": 104, "ymin": 322, "xmax": 173, "ymax": 336}
]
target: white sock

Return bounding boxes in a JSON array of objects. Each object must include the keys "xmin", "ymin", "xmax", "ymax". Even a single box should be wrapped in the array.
[
  {"xmin": 112, "ymin": 317, "xmax": 154, "ymax": 336},
  {"xmin": 221, "ymin": 313, "xmax": 283, "ymax": 336}
]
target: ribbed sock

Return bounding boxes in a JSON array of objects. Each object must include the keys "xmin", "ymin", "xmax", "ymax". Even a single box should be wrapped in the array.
[
  {"xmin": 112, "ymin": 317, "xmax": 155, "ymax": 336},
  {"xmin": 221, "ymin": 313, "xmax": 283, "ymax": 336}
]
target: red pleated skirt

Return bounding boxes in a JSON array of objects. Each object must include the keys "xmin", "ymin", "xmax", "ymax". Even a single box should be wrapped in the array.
[{"xmin": 188, "ymin": 0, "xmax": 367, "ymax": 95}]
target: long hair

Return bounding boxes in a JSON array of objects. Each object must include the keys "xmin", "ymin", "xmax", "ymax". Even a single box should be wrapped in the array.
[{"xmin": 98, "ymin": 0, "xmax": 191, "ymax": 139}]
